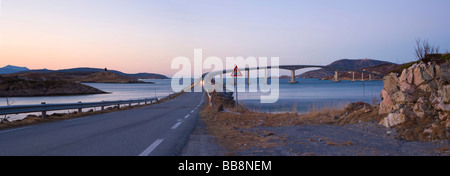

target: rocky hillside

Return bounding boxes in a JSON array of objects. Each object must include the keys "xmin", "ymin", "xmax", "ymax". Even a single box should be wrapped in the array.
[
  {"xmin": 378, "ymin": 61, "xmax": 450, "ymax": 140},
  {"xmin": 320, "ymin": 63, "xmax": 402, "ymax": 81},
  {"xmin": 18, "ymin": 67, "xmax": 169, "ymax": 79},
  {"xmin": 8, "ymin": 71, "xmax": 149, "ymax": 84},
  {"xmin": 78, "ymin": 71, "xmax": 146, "ymax": 83},
  {"xmin": 298, "ymin": 59, "xmax": 395, "ymax": 79},
  {"xmin": 0, "ymin": 76, "xmax": 107, "ymax": 97}
]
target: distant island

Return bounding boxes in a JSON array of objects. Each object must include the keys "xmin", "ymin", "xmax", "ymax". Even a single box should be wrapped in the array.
[
  {"xmin": 0, "ymin": 76, "xmax": 107, "ymax": 97},
  {"xmin": 0, "ymin": 66, "xmax": 169, "ymax": 79},
  {"xmin": 276, "ymin": 58, "xmax": 402, "ymax": 80},
  {"xmin": 0, "ymin": 66, "xmax": 169, "ymax": 97}
]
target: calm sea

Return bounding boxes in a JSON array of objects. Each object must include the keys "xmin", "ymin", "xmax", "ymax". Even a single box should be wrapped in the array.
[
  {"xmin": 1, "ymin": 78, "xmax": 383, "ymax": 120},
  {"xmin": 238, "ymin": 78, "xmax": 383, "ymax": 114}
]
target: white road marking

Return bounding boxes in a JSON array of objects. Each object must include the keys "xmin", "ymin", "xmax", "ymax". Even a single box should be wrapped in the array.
[
  {"xmin": 171, "ymin": 122, "xmax": 183, "ymax": 129},
  {"xmin": 139, "ymin": 139, "xmax": 164, "ymax": 156},
  {"xmin": 184, "ymin": 114, "xmax": 190, "ymax": 119},
  {"xmin": 0, "ymin": 126, "xmax": 32, "ymax": 134},
  {"xmin": 190, "ymin": 110, "xmax": 195, "ymax": 113}
]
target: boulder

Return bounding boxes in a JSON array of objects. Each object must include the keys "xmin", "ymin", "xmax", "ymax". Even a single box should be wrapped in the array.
[
  {"xmin": 423, "ymin": 128, "xmax": 433, "ymax": 134},
  {"xmin": 426, "ymin": 65, "xmax": 435, "ymax": 78},
  {"xmin": 413, "ymin": 67, "xmax": 425, "ymax": 86},
  {"xmin": 441, "ymin": 64, "xmax": 450, "ymax": 83},
  {"xmin": 383, "ymin": 73, "xmax": 399, "ymax": 94},
  {"xmin": 418, "ymin": 80, "xmax": 438, "ymax": 92},
  {"xmin": 436, "ymin": 101, "xmax": 450, "ymax": 113},
  {"xmin": 391, "ymin": 91, "xmax": 415, "ymax": 104},
  {"xmin": 379, "ymin": 89, "xmax": 394, "ymax": 114},
  {"xmin": 406, "ymin": 67, "xmax": 414, "ymax": 84},
  {"xmin": 443, "ymin": 85, "xmax": 450, "ymax": 104},
  {"xmin": 413, "ymin": 99, "xmax": 427, "ymax": 118},
  {"xmin": 399, "ymin": 69, "xmax": 407, "ymax": 82},
  {"xmin": 379, "ymin": 112, "xmax": 406, "ymax": 127},
  {"xmin": 438, "ymin": 112, "xmax": 448, "ymax": 120},
  {"xmin": 399, "ymin": 82, "xmax": 416, "ymax": 94},
  {"xmin": 430, "ymin": 93, "xmax": 441, "ymax": 106}
]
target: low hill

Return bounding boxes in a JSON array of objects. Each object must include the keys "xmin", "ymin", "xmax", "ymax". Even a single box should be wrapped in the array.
[
  {"xmin": 320, "ymin": 63, "xmax": 402, "ymax": 80},
  {"xmin": 0, "ymin": 76, "xmax": 107, "ymax": 97},
  {"xmin": 298, "ymin": 59, "xmax": 395, "ymax": 79},
  {"xmin": 7, "ymin": 71, "xmax": 149, "ymax": 84},
  {"xmin": 79, "ymin": 71, "xmax": 147, "ymax": 83},
  {"xmin": 0, "ymin": 65, "xmax": 30, "ymax": 75},
  {"xmin": 20, "ymin": 67, "xmax": 169, "ymax": 79}
]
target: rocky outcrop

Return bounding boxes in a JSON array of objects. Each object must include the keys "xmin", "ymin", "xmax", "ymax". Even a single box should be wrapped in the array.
[
  {"xmin": 378, "ymin": 61, "xmax": 450, "ymax": 133},
  {"xmin": 0, "ymin": 77, "xmax": 107, "ymax": 97}
]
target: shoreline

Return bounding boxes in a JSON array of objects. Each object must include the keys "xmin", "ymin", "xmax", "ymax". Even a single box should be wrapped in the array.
[
  {"xmin": 182, "ymin": 92, "xmax": 449, "ymax": 156},
  {"xmin": 0, "ymin": 91, "xmax": 185, "ymax": 129}
]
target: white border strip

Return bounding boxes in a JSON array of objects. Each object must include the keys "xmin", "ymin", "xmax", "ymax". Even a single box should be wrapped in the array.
[
  {"xmin": 139, "ymin": 139, "xmax": 164, "ymax": 156},
  {"xmin": 170, "ymin": 122, "xmax": 182, "ymax": 129}
]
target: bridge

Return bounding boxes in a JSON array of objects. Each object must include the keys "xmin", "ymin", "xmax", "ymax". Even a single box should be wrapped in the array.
[{"xmin": 202, "ymin": 65, "xmax": 382, "ymax": 92}]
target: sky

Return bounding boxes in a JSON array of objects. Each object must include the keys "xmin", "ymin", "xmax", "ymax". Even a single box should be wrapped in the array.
[{"xmin": 0, "ymin": 0, "xmax": 449, "ymax": 76}]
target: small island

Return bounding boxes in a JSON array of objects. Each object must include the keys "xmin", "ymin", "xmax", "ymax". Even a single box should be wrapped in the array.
[
  {"xmin": 0, "ymin": 76, "xmax": 107, "ymax": 97},
  {"xmin": 0, "ymin": 68, "xmax": 166, "ymax": 97}
]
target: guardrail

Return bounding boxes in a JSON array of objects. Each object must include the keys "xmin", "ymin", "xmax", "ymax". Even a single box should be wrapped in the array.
[
  {"xmin": 0, "ymin": 97, "xmax": 159, "ymax": 118},
  {"xmin": 0, "ymin": 77, "xmax": 203, "ymax": 118}
]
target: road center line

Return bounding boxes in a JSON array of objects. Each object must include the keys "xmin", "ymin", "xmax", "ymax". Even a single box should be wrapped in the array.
[
  {"xmin": 171, "ymin": 122, "xmax": 183, "ymax": 129},
  {"xmin": 139, "ymin": 139, "xmax": 164, "ymax": 156},
  {"xmin": 184, "ymin": 114, "xmax": 190, "ymax": 119},
  {"xmin": 0, "ymin": 126, "xmax": 32, "ymax": 134}
]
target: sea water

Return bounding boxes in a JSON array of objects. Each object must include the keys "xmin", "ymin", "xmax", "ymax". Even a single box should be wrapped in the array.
[
  {"xmin": 0, "ymin": 78, "xmax": 383, "ymax": 120},
  {"xmin": 238, "ymin": 78, "xmax": 383, "ymax": 114}
]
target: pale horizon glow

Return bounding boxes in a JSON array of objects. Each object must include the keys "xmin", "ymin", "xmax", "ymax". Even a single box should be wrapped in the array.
[{"xmin": 0, "ymin": 0, "xmax": 449, "ymax": 76}]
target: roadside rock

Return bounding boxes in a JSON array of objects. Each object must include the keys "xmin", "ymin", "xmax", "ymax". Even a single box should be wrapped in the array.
[
  {"xmin": 413, "ymin": 66, "xmax": 426, "ymax": 86},
  {"xmin": 383, "ymin": 73, "xmax": 400, "ymax": 94},
  {"xmin": 399, "ymin": 82, "xmax": 416, "ymax": 94},
  {"xmin": 379, "ymin": 89, "xmax": 394, "ymax": 114},
  {"xmin": 406, "ymin": 67, "xmax": 414, "ymax": 84},
  {"xmin": 443, "ymin": 85, "xmax": 450, "ymax": 104},
  {"xmin": 378, "ymin": 60, "xmax": 450, "ymax": 140},
  {"xmin": 437, "ymin": 101, "xmax": 450, "ymax": 112},
  {"xmin": 413, "ymin": 98, "xmax": 428, "ymax": 118},
  {"xmin": 399, "ymin": 69, "xmax": 407, "ymax": 82},
  {"xmin": 379, "ymin": 112, "xmax": 406, "ymax": 127}
]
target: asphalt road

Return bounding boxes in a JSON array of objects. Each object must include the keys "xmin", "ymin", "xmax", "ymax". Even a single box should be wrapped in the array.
[{"xmin": 0, "ymin": 92, "xmax": 205, "ymax": 156}]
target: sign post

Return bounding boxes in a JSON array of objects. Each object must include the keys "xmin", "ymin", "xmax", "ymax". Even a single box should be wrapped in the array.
[{"xmin": 231, "ymin": 66, "xmax": 243, "ymax": 112}]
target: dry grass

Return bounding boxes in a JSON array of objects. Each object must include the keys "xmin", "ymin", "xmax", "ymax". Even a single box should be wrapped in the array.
[
  {"xmin": 325, "ymin": 140, "xmax": 355, "ymax": 146},
  {"xmin": 199, "ymin": 92, "xmax": 383, "ymax": 152},
  {"xmin": 395, "ymin": 114, "xmax": 448, "ymax": 141}
]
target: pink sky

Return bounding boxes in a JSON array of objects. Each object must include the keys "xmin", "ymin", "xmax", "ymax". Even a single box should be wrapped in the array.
[{"xmin": 1, "ymin": 0, "xmax": 449, "ymax": 77}]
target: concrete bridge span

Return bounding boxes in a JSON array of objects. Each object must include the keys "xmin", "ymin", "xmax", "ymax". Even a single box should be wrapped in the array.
[{"xmin": 202, "ymin": 65, "xmax": 381, "ymax": 85}]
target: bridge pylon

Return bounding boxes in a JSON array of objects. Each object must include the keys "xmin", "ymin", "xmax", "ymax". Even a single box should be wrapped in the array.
[{"xmin": 288, "ymin": 70, "xmax": 298, "ymax": 84}]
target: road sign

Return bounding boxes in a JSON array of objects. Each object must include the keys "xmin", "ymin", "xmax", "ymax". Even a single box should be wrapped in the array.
[
  {"xmin": 231, "ymin": 66, "xmax": 243, "ymax": 77},
  {"xmin": 231, "ymin": 66, "xmax": 241, "ymax": 112}
]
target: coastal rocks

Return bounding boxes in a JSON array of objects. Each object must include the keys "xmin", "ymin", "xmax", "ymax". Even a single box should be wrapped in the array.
[
  {"xmin": 378, "ymin": 61, "xmax": 450, "ymax": 130},
  {"xmin": 379, "ymin": 90, "xmax": 394, "ymax": 114},
  {"xmin": 413, "ymin": 97, "xmax": 428, "ymax": 118},
  {"xmin": 0, "ymin": 77, "xmax": 107, "ymax": 97},
  {"xmin": 383, "ymin": 73, "xmax": 400, "ymax": 94},
  {"xmin": 399, "ymin": 82, "xmax": 416, "ymax": 94},
  {"xmin": 443, "ymin": 85, "xmax": 450, "ymax": 104}
]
